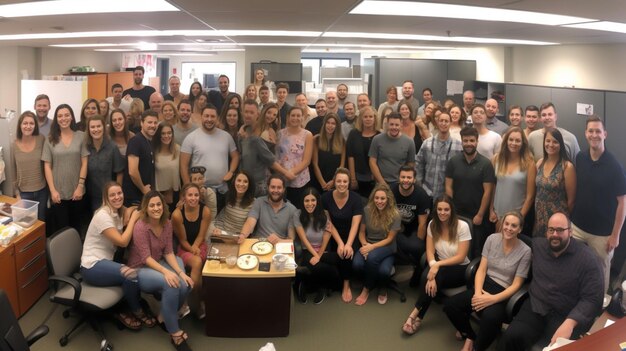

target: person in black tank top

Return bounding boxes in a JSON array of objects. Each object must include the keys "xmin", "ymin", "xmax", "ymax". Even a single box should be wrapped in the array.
[{"xmin": 172, "ymin": 183, "xmax": 212, "ymax": 319}]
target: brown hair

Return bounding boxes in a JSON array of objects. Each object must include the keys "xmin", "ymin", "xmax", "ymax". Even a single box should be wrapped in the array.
[{"xmin": 16, "ymin": 111, "xmax": 39, "ymax": 139}]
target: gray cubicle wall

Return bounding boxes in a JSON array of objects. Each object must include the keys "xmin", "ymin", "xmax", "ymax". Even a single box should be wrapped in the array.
[
  {"xmin": 504, "ymin": 84, "xmax": 605, "ymax": 158},
  {"xmin": 605, "ymin": 92, "xmax": 626, "ymax": 168},
  {"xmin": 364, "ymin": 58, "xmax": 476, "ymax": 108}
]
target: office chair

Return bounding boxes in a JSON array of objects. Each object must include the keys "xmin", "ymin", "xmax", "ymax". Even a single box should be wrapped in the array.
[
  {"xmin": 0, "ymin": 289, "xmax": 49, "ymax": 351},
  {"xmin": 46, "ymin": 227, "xmax": 123, "ymax": 351}
]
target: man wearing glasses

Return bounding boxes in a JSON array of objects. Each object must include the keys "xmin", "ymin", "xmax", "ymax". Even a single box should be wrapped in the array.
[{"xmin": 501, "ymin": 212, "xmax": 603, "ymax": 351}]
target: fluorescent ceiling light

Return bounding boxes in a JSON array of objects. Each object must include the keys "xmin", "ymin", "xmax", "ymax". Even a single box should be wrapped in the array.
[
  {"xmin": 564, "ymin": 21, "xmax": 626, "ymax": 33},
  {"xmin": 0, "ymin": 0, "xmax": 177, "ymax": 17},
  {"xmin": 0, "ymin": 29, "xmax": 321, "ymax": 41},
  {"xmin": 323, "ymin": 32, "xmax": 556, "ymax": 45},
  {"xmin": 351, "ymin": 1, "xmax": 593, "ymax": 26}
]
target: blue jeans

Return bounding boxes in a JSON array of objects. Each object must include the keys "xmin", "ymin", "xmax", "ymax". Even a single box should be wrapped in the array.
[
  {"xmin": 352, "ymin": 244, "xmax": 395, "ymax": 290},
  {"xmin": 137, "ymin": 257, "xmax": 190, "ymax": 334},
  {"xmin": 81, "ymin": 259, "xmax": 141, "ymax": 312},
  {"xmin": 19, "ymin": 188, "xmax": 48, "ymax": 221}
]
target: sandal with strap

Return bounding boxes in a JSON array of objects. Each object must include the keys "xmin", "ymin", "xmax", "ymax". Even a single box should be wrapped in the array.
[
  {"xmin": 134, "ymin": 310, "xmax": 157, "ymax": 328},
  {"xmin": 114, "ymin": 312, "xmax": 142, "ymax": 331},
  {"xmin": 402, "ymin": 315, "xmax": 421, "ymax": 335},
  {"xmin": 171, "ymin": 331, "xmax": 192, "ymax": 351}
]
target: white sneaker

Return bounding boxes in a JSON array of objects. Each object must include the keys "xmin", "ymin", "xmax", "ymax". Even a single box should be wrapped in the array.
[{"xmin": 178, "ymin": 305, "xmax": 191, "ymax": 319}]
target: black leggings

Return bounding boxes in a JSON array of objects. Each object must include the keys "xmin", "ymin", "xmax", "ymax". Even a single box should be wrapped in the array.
[
  {"xmin": 415, "ymin": 264, "xmax": 467, "ymax": 319},
  {"xmin": 443, "ymin": 276, "xmax": 506, "ymax": 351},
  {"xmin": 300, "ymin": 251, "xmax": 341, "ymax": 291}
]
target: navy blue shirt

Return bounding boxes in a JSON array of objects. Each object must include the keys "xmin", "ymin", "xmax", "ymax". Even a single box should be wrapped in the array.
[{"xmin": 571, "ymin": 149, "xmax": 626, "ymax": 236}]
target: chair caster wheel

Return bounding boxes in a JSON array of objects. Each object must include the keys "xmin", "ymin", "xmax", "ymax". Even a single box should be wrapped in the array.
[
  {"xmin": 59, "ymin": 336, "xmax": 68, "ymax": 346},
  {"xmin": 400, "ymin": 295, "xmax": 407, "ymax": 303},
  {"xmin": 101, "ymin": 339, "xmax": 114, "ymax": 351},
  {"xmin": 62, "ymin": 310, "xmax": 70, "ymax": 318}
]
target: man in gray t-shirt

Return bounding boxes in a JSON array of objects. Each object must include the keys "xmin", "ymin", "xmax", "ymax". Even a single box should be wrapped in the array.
[
  {"xmin": 369, "ymin": 113, "xmax": 416, "ymax": 186},
  {"xmin": 180, "ymin": 105, "xmax": 239, "ymax": 190},
  {"xmin": 238, "ymin": 175, "xmax": 299, "ymax": 244}
]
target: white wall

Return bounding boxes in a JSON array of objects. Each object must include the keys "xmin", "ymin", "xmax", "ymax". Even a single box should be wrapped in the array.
[
  {"xmin": 39, "ymin": 48, "xmax": 121, "ymax": 76},
  {"xmin": 166, "ymin": 51, "xmax": 247, "ymax": 96},
  {"xmin": 510, "ymin": 44, "xmax": 626, "ymax": 91},
  {"xmin": 0, "ymin": 47, "xmax": 19, "ymax": 114}
]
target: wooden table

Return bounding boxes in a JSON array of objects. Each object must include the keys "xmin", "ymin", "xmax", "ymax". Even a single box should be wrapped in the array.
[
  {"xmin": 555, "ymin": 315, "xmax": 625, "ymax": 350},
  {"xmin": 202, "ymin": 239, "xmax": 295, "ymax": 338}
]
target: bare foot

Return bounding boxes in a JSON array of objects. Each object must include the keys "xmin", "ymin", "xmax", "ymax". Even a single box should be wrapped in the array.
[
  {"xmin": 461, "ymin": 338, "xmax": 474, "ymax": 351},
  {"xmin": 355, "ymin": 288, "xmax": 369, "ymax": 306},
  {"xmin": 342, "ymin": 281, "xmax": 352, "ymax": 303}
]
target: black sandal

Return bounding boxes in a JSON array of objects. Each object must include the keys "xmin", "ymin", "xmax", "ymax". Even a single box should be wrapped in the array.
[{"xmin": 171, "ymin": 331, "xmax": 192, "ymax": 351}]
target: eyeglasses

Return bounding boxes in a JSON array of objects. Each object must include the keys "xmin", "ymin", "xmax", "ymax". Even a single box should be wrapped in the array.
[{"xmin": 547, "ymin": 227, "xmax": 570, "ymax": 234}]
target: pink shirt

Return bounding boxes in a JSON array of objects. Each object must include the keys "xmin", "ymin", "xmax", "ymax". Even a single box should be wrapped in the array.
[{"xmin": 127, "ymin": 219, "xmax": 174, "ymax": 268}]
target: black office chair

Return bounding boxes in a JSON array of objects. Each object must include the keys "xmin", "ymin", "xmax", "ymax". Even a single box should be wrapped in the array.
[
  {"xmin": 46, "ymin": 227, "xmax": 124, "ymax": 351},
  {"xmin": 0, "ymin": 289, "xmax": 48, "ymax": 351}
]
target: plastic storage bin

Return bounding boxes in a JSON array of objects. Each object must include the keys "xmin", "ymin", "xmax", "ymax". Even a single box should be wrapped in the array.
[{"xmin": 11, "ymin": 200, "xmax": 38, "ymax": 228}]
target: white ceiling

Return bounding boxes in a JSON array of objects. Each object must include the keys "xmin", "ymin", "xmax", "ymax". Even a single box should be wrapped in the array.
[{"xmin": 0, "ymin": 0, "xmax": 625, "ymax": 52}]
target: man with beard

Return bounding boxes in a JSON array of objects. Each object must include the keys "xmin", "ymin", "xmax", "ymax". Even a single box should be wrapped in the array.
[
  {"xmin": 173, "ymin": 99, "xmax": 197, "ymax": 145},
  {"xmin": 392, "ymin": 165, "xmax": 430, "ymax": 285},
  {"xmin": 445, "ymin": 126, "xmax": 496, "ymax": 257},
  {"xmin": 180, "ymin": 104, "xmax": 239, "ymax": 202},
  {"xmin": 33, "ymin": 94, "xmax": 52, "ymax": 137},
  {"xmin": 523, "ymin": 105, "xmax": 540, "ymax": 138},
  {"xmin": 208, "ymin": 74, "xmax": 231, "ymax": 114},
  {"xmin": 369, "ymin": 113, "xmax": 416, "ymax": 189},
  {"xmin": 399, "ymin": 80, "xmax": 420, "ymax": 119},
  {"xmin": 122, "ymin": 110, "xmax": 158, "ymax": 205},
  {"xmin": 341, "ymin": 101, "xmax": 357, "ymax": 140},
  {"xmin": 237, "ymin": 174, "xmax": 298, "ymax": 244},
  {"xmin": 502, "ymin": 212, "xmax": 603, "ymax": 351},
  {"xmin": 123, "ymin": 66, "xmax": 156, "ymax": 110},
  {"xmin": 415, "ymin": 110, "xmax": 462, "ymax": 203},
  {"xmin": 337, "ymin": 83, "xmax": 349, "ymax": 108},
  {"xmin": 258, "ymin": 85, "xmax": 271, "ymax": 110}
]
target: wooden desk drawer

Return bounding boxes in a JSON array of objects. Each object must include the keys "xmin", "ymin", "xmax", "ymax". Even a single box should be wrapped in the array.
[
  {"xmin": 18, "ymin": 265, "xmax": 48, "ymax": 316},
  {"xmin": 14, "ymin": 228, "xmax": 45, "ymax": 268},
  {"xmin": 16, "ymin": 251, "xmax": 46, "ymax": 286}
]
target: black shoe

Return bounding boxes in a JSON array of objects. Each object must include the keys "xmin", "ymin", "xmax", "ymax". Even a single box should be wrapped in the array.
[
  {"xmin": 314, "ymin": 290, "xmax": 325, "ymax": 304},
  {"xmin": 297, "ymin": 281, "xmax": 308, "ymax": 304}
]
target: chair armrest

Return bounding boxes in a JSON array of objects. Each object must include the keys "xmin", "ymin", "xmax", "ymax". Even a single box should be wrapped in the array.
[
  {"xmin": 505, "ymin": 285, "xmax": 529, "ymax": 322},
  {"xmin": 48, "ymin": 275, "xmax": 82, "ymax": 305},
  {"xmin": 25, "ymin": 325, "xmax": 49, "ymax": 346},
  {"xmin": 464, "ymin": 257, "xmax": 481, "ymax": 289}
]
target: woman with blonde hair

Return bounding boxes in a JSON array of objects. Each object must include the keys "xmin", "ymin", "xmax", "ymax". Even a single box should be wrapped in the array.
[
  {"xmin": 403, "ymin": 195, "xmax": 471, "ymax": 334},
  {"xmin": 312, "ymin": 113, "xmax": 345, "ymax": 191},
  {"xmin": 489, "ymin": 126, "xmax": 536, "ymax": 230},
  {"xmin": 352, "ymin": 183, "xmax": 401, "ymax": 306},
  {"xmin": 161, "ymin": 100, "xmax": 180, "ymax": 125},
  {"xmin": 127, "ymin": 98, "xmax": 144, "ymax": 133}
]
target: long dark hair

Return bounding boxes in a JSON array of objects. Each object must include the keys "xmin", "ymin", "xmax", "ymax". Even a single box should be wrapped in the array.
[
  {"xmin": 542, "ymin": 128, "xmax": 570, "ymax": 163},
  {"xmin": 188, "ymin": 81, "xmax": 203, "ymax": 108},
  {"xmin": 299, "ymin": 187, "xmax": 327, "ymax": 232},
  {"xmin": 152, "ymin": 123, "xmax": 177, "ymax": 159},
  {"xmin": 429, "ymin": 195, "xmax": 459, "ymax": 244},
  {"xmin": 226, "ymin": 170, "xmax": 255, "ymax": 208},
  {"xmin": 222, "ymin": 93, "xmax": 243, "ymax": 115},
  {"xmin": 49, "ymin": 104, "xmax": 78, "ymax": 146}
]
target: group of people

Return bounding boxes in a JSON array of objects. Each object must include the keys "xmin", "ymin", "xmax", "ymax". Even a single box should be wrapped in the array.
[{"xmin": 7, "ymin": 67, "xmax": 625, "ymax": 351}]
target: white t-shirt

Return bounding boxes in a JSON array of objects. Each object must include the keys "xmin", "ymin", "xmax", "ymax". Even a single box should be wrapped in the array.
[
  {"xmin": 106, "ymin": 96, "xmax": 131, "ymax": 115},
  {"xmin": 81, "ymin": 207, "xmax": 123, "ymax": 269},
  {"xmin": 478, "ymin": 130, "xmax": 502, "ymax": 160},
  {"xmin": 427, "ymin": 219, "xmax": 471, "ymax": 265}
]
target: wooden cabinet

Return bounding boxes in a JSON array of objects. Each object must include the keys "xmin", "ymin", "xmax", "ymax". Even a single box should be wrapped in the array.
[
  {"xmin": 0, "ymin": 196, "xmax": 48, "ymax": 317},
  {"xmin": 0, "ymin": 245, "xmax": 18, "ymax": 316},
  {"xmin": 68, "ymin": 71, "xmax": 135, "ymax": 100}
]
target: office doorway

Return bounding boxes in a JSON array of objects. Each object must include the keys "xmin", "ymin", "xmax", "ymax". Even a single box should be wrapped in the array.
[{"xmin": 157, "ymin": 58, "xmax": 170, "ymax": 94}]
